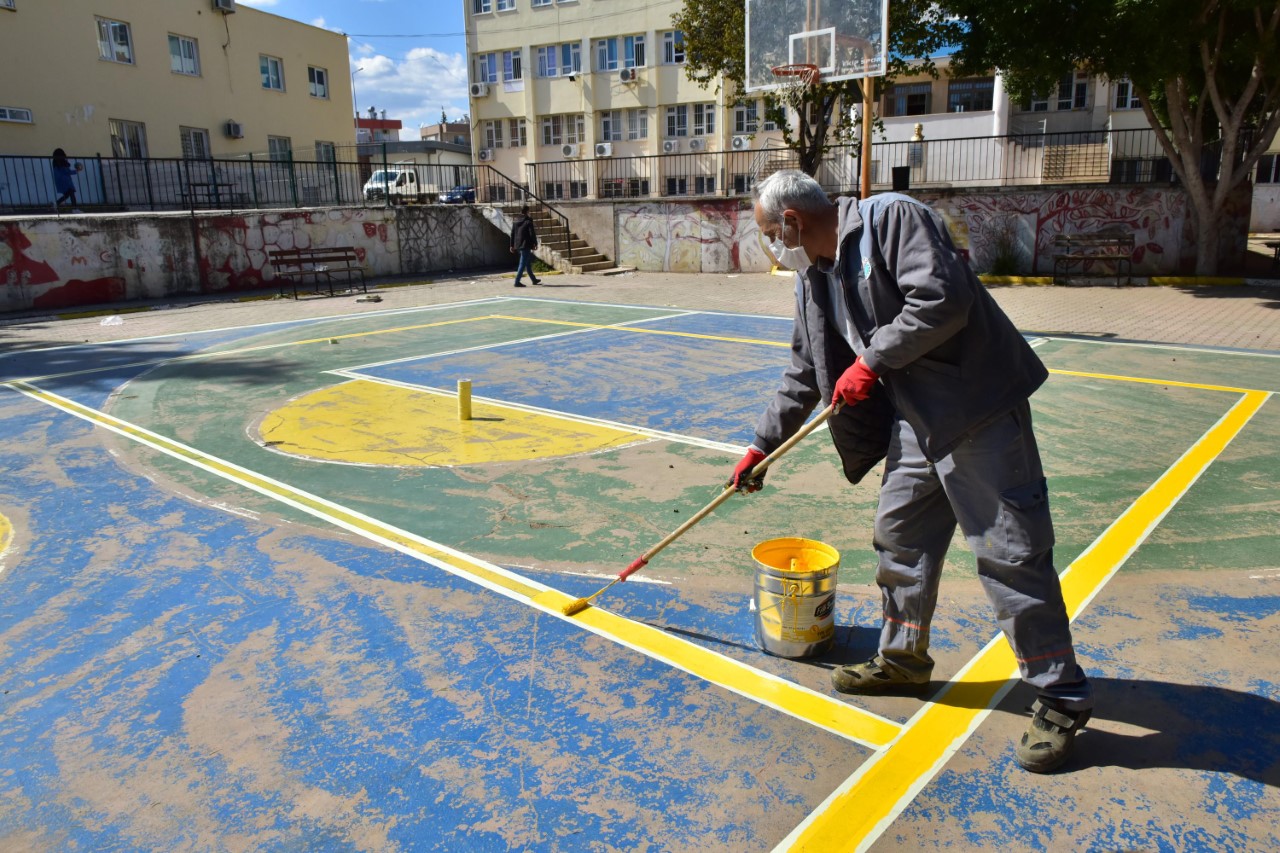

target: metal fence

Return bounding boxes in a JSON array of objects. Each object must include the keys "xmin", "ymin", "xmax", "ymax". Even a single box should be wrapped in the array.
[{"xmin": 0, "ymin": 127, "xmax": 1230, "ymax": 215}]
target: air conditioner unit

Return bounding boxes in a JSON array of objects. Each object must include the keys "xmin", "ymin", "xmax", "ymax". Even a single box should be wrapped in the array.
[
  {"xmin": 731, "ymin": 136, "xmax": 750, "ymax": 151},
  {"xmin": 619, "ymin": 67, "xmax": 637, "ymax": 84},
  {"xmin": 478, "ymin": 148, "xmax": 494, "ymax": 162},
  {"xmin": 662, "ymin": 139, "xmax": 681, "ymax": 154},
  {"xmin": 561, "ymin": 143, "xmax": 580, "ymax": 157},
  {"xmin": 224, "ymin": 120, "xmax": 244, "ymax": 139},
  {"xmin": 469, "ymin": 82, "xmax": 489, "ymax": 98},
  {"xmin": 687, "ymin": 138, "xmax": 705, "ymax": 152},
  {"xmin": 594, "ymin": 142, "xmax": 613, "ymax": 157},
  {"xmin": 212, "ymin": 0, "xmax": 236, "ymax": 12}
]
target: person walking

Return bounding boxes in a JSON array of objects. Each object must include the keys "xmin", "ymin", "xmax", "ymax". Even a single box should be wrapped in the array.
[
  {"xmin": 51, "ymin": 148, "xmax": 83, "ymax": 212},
  {"xmin": 731, "ymin": 170, "xmax": 1093, "ymax": 773},
  {"xmin": 510, "ymin": 206, "xmax": 541, "ymax": 287}
]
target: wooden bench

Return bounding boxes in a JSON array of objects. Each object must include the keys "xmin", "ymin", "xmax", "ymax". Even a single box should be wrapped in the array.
[
  {"xmin": 1052, "ymin": 231, "xmax": 1135, "ymax": 286},
  {"xmin": 1265, "ymin": 240, "xmax": 1280, "ymax": 271},
  {"xmin": 268, "ymin": 247, "xmax": 367, "ymax": 299}
]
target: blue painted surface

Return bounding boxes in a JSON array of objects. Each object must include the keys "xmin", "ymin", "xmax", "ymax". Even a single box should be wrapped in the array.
[
  {"xmin": 0, "ymin": 387, "xmax": 867, "ymax": 848},
  {"xmin": 633, "ymin": 311, "xmax": 793, "ymax": 345},
  {"xmin": 361, "ymin": 325, "xmax": 792, "ymax": 446}
]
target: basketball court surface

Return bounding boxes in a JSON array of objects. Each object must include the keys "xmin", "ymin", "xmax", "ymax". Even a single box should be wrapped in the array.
[{"xmin": 1, "ymin": 273, "xmax": 1277, "ymax": 851}]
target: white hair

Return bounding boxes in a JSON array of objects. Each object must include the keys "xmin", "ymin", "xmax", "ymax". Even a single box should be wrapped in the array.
[{"xmin": 752, "ymin": 170, "xmax": 831, "ymax": 222}]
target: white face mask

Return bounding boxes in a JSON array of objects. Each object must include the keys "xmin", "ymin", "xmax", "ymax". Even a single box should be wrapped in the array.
[{"xmin": 768, "ymin": 218, "xmax": 811, "ymax": 270}]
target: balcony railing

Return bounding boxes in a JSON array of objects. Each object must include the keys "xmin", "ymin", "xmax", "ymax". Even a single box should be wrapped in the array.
[{"xmin": 0, "ymin": 128, "xmax": 1239, "ymax": 215}]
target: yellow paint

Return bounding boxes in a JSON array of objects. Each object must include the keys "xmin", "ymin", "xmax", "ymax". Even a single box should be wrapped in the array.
[
  {"xmin": 11, "ymin": 380, "xmax": 902, "ymax": 751},
  {"xmin": 752, "ymin": 537, "xmax": 839, "ymax": 573},
  {"xmin": 457, "ymin": 379, "xmax": 472, "ymax": 421},
  {"xmin": 258, "ymin": 379, "xmax": 644, "ymax": 467},
  {"xmin": 784, "ymin": 388, "xmax": 1271, "ymax": 852},
  {"xmin": 0, "ymin": 511, "xmax": 12, "ymax": 557},
  {"xmin": 1048, "ymin": 368, "xmax": 1254, "ymax": 395}
]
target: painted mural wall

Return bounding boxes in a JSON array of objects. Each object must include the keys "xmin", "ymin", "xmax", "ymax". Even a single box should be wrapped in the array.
[
  {"xmin": 0, "ymin": 207, "xmax": 508, "ymax": 313},
  {"xmin": 612, "ymin": 186, "xmax": 1239, "ymax": 277}
]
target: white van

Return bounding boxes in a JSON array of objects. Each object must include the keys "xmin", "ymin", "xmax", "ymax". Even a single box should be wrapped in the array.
[{"xmin": 363, "ymin": 168, "xmax": 422, "ymax": 202}]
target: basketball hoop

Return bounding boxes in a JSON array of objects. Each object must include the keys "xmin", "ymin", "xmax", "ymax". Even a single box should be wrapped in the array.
[{"xmin": 770, "ymin": 63, "xmax": 821, "ymax": 114}]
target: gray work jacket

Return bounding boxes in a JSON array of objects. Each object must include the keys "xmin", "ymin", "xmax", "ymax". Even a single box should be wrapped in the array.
[{"xmin": 752, "ymin": 193, "xmax": 1047, "ymax": 465}]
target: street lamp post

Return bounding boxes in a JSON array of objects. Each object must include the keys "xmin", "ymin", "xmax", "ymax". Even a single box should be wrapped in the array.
[{"xmin": 351, "ymin": 66, "xmax": 364, "ymax": 127}]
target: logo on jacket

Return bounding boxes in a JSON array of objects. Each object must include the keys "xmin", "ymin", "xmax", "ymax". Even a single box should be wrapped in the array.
[{"xmin": 862, "ymin": 257, "xmax": 872, "ymax": 279}]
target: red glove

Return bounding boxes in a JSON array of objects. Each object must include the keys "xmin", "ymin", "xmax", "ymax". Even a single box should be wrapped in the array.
[
  {"xmin": 832, "ymin": 357, "xmax": 879, "ymax": 407},
  {"xmin": 729, "ymin": 447, "xmax": 767, "ymax": 493}
]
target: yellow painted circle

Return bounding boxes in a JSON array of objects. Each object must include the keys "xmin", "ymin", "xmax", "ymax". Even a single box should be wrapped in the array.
[{"xmin": 258, "ymin": 379, "xmax": 646, "ymax": 467}]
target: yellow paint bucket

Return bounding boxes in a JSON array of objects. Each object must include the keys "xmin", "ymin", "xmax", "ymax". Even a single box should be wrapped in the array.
[{"xmin": 752, "ymin": 537, "xmax": 840, "ymax": 659}]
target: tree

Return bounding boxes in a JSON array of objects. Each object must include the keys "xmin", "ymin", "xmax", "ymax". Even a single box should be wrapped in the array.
[
  {"xmin": 943, "ymin": 0, "xmax": 1280, "ymax": 275},
  {"xmin": 671, "ymin": 0, "xmax": 963, "ymax": 177}
]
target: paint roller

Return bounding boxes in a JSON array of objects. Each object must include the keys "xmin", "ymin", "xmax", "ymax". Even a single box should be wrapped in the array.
[{"xmin": 562, "ymin": 402, "xmax": 841, "ymax": 617}]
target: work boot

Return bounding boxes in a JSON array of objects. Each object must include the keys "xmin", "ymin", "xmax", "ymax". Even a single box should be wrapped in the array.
[
  {"xmin": 830, "ymin": 655, "xmax": 931, "ymax": 696},
  {"xmin": 1015, "ymin": 699, "xmax": 1091, "ymax": 773},
  {"xmin": 513, "ymin": 281, "xmax": 526, "ymax": 287}
]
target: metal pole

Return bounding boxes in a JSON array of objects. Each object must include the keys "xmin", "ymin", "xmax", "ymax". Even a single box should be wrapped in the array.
[{"xmin": 861, "ymin": 80, "xmax": 873, "ymax": 198}]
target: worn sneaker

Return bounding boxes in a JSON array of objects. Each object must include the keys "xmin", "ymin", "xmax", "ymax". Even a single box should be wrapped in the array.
[
  {"xmin": 830, "ymin": 655, "xmax": 931, "ymax": 696},
  {"xmin": 1015, "ymin": 700, "xmax": 1091, "ymax": 773}
]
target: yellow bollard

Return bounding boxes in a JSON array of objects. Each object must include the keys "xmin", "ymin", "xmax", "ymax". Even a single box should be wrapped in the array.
[{"xmin": 457, "ymin": 379, "xmax": 472, "ymax": 421}]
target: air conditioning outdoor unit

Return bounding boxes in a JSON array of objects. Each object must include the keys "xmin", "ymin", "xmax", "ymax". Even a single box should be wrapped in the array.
[
  {"xmin": 618, "ymin": 68, "xmax": 637, "ymax": 83},
  {"xmin": 662, "ymin": 139, "xmax": 681, "ymax": 154},
  {"xmin": 731, "ymin": 136, "xmax": 750, "ymax": 151},
  {"xmin": 687, "ymin": 138, "xmax": 705, "ymax": 152},
  {"xmin": 212, "ymin": 0, "xmax": 236, "ymax": 12},
  {"xmin": 478, "ymin": 148, "xmax": 494, "ymax": 162},
  {"xmin": 594, "ymin": 142, "xmax": 613, "ymax": 157},
  {"xmin": 561, "ymin": 143, "xmax": 580, "ymax": 157},
  {"xmin": 224, "ymin": 120, "xmax": 244, "ymax": 139},
  {"xmin": 469, "ymin": 82, "xmax": 489, "ymax": 98}
]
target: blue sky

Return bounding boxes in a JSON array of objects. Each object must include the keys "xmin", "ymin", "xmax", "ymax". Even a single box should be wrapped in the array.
[{"xmin": 240, "ymin": 0, "xmax": 470, "ymax": 136}]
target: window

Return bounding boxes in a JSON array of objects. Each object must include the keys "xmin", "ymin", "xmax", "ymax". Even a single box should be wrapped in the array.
[
  {"xmin": 884, "ymin": 83, "xmax": 931, "ymax": 117},
  {"xmin": 502, "ymin": 49, "xmax": 522, "ymax": 82},
  {"xmin": 539, "ymin": 114, "xmax": 584, "ymax": 145},
  {"xmin": 627, "ymin": 108, "xmax": 648, "ymax": 140},
  {"xmin": 0, "ymin": 106, "xmax": 33, "ymax": 124},
  {"xmin": 475, "ymin": 53, "xmax": 498, "ymax": 84},
  {"xmin": 1256, "ymin": 154, "xmax": 1280, "ymax": 184},
  {"xmin": 472, "ymin": 0, "xmax": 492, "ymax": 13},
  {"xmin": 542, "ymin": 181, "xmax": 587, "ymax": 199},
  {"xmin": 180, "ymin": 127, "xmax": 210, "ymax": 160},
  {"xmin": 734, "ymin": 102, "xmax": 760, "ymax": 134},
  {"xmin": 0, "ymin": 1, "xmax": 15, "ymax": 9},
  {"xmin": 309, "ymin": 67, "xmax": 329, "ymax": 99},
  {"xmin": 695, "ymin": 176, "xmax": 715, "ymax": 194},
  {"xmin": 315, "ymin": 141, "xmax": 336, "ymax": 162},
  {"xmin": 97, "ymin": 18, "xmax": 134, "ymax": 64},
  {"xmin": 169, "ymin": 34, "xmax": 200, "ymax": 76},
  {"xmin": 666, "ymin": 176, "xmax": 688, "ymax": 196},
  {"xmin": 693, "ymin": 103, "xmax": 716, "ymax": 136},
  {"xmin": 1028, "ymin": 93, "xmax": 1049, "ymax": 112},
  {"xmin": 596, "ymin": 35, "xmax": 644, "ymax": 72},
  {"xmin": 665, "ymin": 105, "xmax": 688, "ymax": 137},
  {"xmin": 268, "ymin": 136, "xmax": 292, "ymax": 162},
  {"xmin": 537, "ymin": 42, "xmax": 581, "ymax": 77},
  {"xmin": 109, "ymin": 119, "xmax": 148, "ymax": 158},
  {"xmin": 1113, "ymin": 78, "xmax": 1141, "ymax": 110},
  {"xmin": 508, "ymin": 118, "xmax": 527, "ymax": 148},
  {"xmin": 1057, "ymin": 72, "xmax": 1087, "ymax": 110},
  {"xmin": 600, "ymin": 178, "xmax": 649, "ymax": 198},
  {"xmin": 532, "ymin": 0, "xmax": 552, "ymax": 6},
  {"xmin": 599, "ymin": 110, "xmax": 623, "ymax": 142},
  {"xmin": 947, "ymin": 77, "xmax": 994, "ymax": 113},
  {"xmin": 662, "ymin": 31, "xmax": 685, "ymax": 65},
  {"xmin": 497, "ymin": 0, "xmax": 516, "ymax": 9},
  {"xmin": 483, "ymin": 119, "xmax": 504, "ymax": 149},
  {"xmin": 261, "ymin": 55, "xmax": 284, "ymax": 91}
]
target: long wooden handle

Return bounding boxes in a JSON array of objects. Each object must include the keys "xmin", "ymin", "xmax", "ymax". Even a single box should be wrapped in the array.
[{"xmin": 620, "ymin": 402, "xmax": 841, "ymax": 578}]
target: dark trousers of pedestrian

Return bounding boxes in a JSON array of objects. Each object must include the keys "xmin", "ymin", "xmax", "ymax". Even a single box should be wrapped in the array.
[{"xmin": 514, "ymin": 248, "xmax": 539, "ymax": 286}]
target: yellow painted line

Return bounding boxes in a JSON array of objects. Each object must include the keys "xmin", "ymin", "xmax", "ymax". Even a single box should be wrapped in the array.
[
  {"xmin": 488, "ymin": 314, "xmax": 786, "ymax": 348},
  {"xmin": 782, "ymin": 389, "xmax": 1271, "ymax": 852},
  {"xmin": 0, "ymin": 510, "xmax": 12, "ymax": 559},
  {"xmin": 1048, "ymin": 367, "xmax": 1259, "ymax": 395},
  {"xmin": 261, "ymin": 379, "xmax": 646, "ymax": 466},
  {"xmin": 9, "ymin": 379, "xmax": 902, "ymax": 750}
]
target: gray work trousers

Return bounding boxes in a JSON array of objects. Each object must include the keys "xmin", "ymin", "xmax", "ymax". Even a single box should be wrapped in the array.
[{"xmin": 873, "ymin": 400, "xmax": 1093, "ymax": 711}]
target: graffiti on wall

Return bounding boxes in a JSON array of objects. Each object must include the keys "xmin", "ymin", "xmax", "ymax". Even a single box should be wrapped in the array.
[
  {"xmin": 616, "ymin": 201, "xmax": 774, "ymax": 273},
  {"xmin": 935, "ymin": 187, "xmax": 1190, "ymax": 275},
  {"xmin": 399, "ymin": 207, "xmax": 506, "ymax": 275}
]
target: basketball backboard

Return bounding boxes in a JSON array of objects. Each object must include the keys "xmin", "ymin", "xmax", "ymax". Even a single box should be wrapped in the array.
[{"xmin": 745, "ymin": 0, "xmax": 888, "ymax": 91}]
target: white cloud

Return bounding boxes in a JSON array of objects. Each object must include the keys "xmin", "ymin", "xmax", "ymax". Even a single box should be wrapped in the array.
[
  {"xmin": 237, "ymin": 0, "xmax": 280, "ymax": 7},
  {"xmin": 351, "ymin": 47, "xmax": 471, "ymax": 137}
]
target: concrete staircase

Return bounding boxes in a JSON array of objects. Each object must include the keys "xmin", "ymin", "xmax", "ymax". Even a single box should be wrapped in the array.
[{"xmin": 528, "ymin": 210, "xmax": 631, "ymax": 275}]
